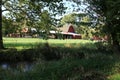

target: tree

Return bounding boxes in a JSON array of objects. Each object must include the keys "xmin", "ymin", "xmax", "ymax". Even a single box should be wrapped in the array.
[
  {"xmin": 85, "ymin": 0, "xmax": 120, "ymax": 53},
  {"xmin": 0, "ymin": 0, "xmax": 4, "ymax": 49},
  {"xmin": 2, "ymin": 16, "xmax": 13, "ymax": 36},
  {"xmin": 0, "ymin": 0, "xmax": 66, "ymax": 49},
  {"xmin": 60, "ymin": 13, "xmax": 76, "ymax": 25}
]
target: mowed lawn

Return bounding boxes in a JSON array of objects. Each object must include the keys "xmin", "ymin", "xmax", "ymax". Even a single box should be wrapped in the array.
[{"xmin": 3, "ymin": 37, "xmax": 95, "ymax": 49}]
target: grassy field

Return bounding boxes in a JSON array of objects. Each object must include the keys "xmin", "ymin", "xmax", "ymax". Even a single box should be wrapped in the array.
[
  {"xmin": 1, "ymin": 37, "xmax": 120, "ymax": 80},
  {"xmin": 3, "ymin": 37, "xmax": 95, "ymax": 49}
]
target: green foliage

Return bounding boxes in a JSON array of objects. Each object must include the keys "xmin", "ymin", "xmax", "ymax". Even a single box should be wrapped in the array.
[
  {"xmin": 108, "ymin": 74, "xmax": 120, "ymax": 80},
  {"xmin": 77, "ymin": 26, "xmax": 93, "ymax": 39},
  {"xmin": 85, "ymin": 0, "xmax": 120, "ymax": 47},
  {"xmin": 60, "ymin": 13, "xmax": 92, "ymax": 26},
  {"xmin": 60, "ymin": 13, "xmax": 76, "ymax": 25}
]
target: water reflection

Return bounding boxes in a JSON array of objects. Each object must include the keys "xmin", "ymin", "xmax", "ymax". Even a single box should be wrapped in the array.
[
  {"xmin": 1, "ymin": 62, "xmax": 34, "ymax": 72},
  {"xmin": 1, "ymin": 63, "xmax": 8, "ymax": 69}
]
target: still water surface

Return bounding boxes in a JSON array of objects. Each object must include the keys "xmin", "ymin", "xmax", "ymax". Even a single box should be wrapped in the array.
[{"xmin": 1, "ymin": 62, "xmax": 34, "ymax": 72}]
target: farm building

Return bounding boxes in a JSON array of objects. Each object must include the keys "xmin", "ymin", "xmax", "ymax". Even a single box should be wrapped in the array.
[
  {"xmin": 7, "ymin": 24, "xmax": 81, "ymax": 39},
  {"xmin": 50, "ymin": 24, "xmax": 82, "ymax": 39}
]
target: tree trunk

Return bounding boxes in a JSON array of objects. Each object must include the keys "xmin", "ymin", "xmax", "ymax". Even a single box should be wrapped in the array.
[
  {"xmin": 0, "ymin": 3, "xmax": 4, "ymax": 49},
  {"xmin": 111, "ymin": 32, "xmax": 120, "ymax": 54}
]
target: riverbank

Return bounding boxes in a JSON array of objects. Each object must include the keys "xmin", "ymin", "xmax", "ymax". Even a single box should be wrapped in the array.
[{"xmin": 0, "ymin": 38, "xmax": 120, "ymax": 80}]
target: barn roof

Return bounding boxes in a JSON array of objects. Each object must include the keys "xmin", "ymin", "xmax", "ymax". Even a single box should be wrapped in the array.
[{"xmin": 57, "ymin": 24, "xmax": 75, "ymax": 32}]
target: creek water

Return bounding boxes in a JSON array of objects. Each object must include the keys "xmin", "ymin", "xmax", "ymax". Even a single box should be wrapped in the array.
[{"xmin": 0, "ymin": 62, "xmax": 34, "ymax": 72}]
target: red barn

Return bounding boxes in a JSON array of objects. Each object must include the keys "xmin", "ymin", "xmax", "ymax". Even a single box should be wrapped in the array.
[{"xmin": 56, "ymin": 24, "xmax": 82, "ymax": 39}]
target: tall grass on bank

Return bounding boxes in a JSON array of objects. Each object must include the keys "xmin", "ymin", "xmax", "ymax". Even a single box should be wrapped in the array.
[{"xmin": 1, "ymin": 54, "xmax": 120, "ymax": 80}]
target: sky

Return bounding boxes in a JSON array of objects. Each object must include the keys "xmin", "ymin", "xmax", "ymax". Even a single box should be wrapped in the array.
[
  {"xmin": 55, "ymin": 0, "xmax": 87, "ymax": 19},
  {"xmin": 63, "ymin": 0, "xmax": 86, "ymax": 14}
]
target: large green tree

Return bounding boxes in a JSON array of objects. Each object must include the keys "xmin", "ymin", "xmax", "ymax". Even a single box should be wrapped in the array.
[
  {"xmin": 0, "ymin": 0, "xmax": 66, "ymax": 49},
  {"xmin": 69, "ymin": 0, "xmax": 120, "ymax": 53},
  {"xmin": 85, "ymin": 0, "xmax": 120, "ymax": 53},
  {"xmin": 60, "ymin": 12, "xmax": 92, "ymax": 25},
  {"xmin": 60, "ymin": 13, "xmax": 77, "ymax": 25}
]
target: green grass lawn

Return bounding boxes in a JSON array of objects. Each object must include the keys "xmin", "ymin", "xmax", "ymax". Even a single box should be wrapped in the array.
[{"xmin": 3, "ymin": 37, "xmax": 95, "ymax": 49}]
